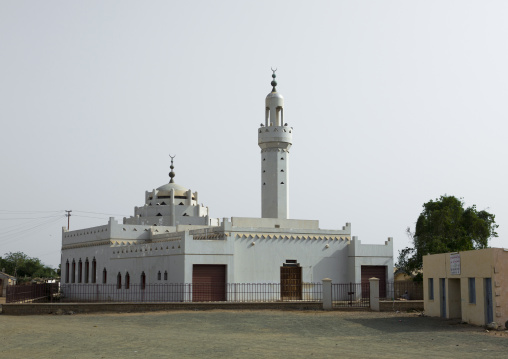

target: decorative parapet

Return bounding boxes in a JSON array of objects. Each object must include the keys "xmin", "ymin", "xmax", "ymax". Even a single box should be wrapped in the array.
[
  {"xmin": 62, "ymin": 239, "xmax": 112, "ymax": 250},
  {"xmin": 235, "ymin": 233, "xmax": 350, "ymax": 241},
  {"xmin": 189, "ymin": 227, "xmax": 229, "ymax": 240}
]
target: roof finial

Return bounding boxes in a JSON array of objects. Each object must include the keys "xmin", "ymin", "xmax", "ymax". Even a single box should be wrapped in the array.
[
  {"xmin": 169, "ymin": 154, "xmax": 176, "ymax": 183},
  {"xmin": 270, "ymin": 67, "xmax": 277, "ymax": 92}
]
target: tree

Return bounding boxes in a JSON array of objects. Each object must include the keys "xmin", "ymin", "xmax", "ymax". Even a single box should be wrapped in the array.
[
  {"xmin": 397, "ymin": 195, "xmax": 498, "ymax": 280},
  {"xmin": 0, "ymin": 252, "xmax": 58, "ymax": 280}
]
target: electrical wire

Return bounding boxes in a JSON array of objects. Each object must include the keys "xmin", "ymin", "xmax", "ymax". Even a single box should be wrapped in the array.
[
  {"xmin": 0, "ymin": 210, "xmax": 63, "ymax": 214},
  {"xmin": 0, "ymin": 215, "xmax": 65, "ymax": 220},
  {"xmin": 0, "ymin": 214, "xmax": 64, "ymax": 235},
  {"xmin": 73, "ymin": 210, "xmax": 129, "ymax": 216},
  {"xmin": 0, "ymin": 215, "xmax": 66, "ymax": 244},
  {"xmin": 73, "ymin": 214, "xmax": 114, "ymax": 220}
]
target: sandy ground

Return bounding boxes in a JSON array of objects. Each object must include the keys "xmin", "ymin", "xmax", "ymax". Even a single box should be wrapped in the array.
[{"xmin": 1, "ymin": 310, "xmax": 507, "ymax": 359}]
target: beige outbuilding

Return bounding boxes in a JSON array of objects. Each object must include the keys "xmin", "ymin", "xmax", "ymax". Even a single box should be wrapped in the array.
[
  {"xmin": 423, "ymin": 248, "xmax": 508, "ymax": 328},
  {"xmin": 0, "ymin": 271, "xmax": 16, "ymax": 297}
]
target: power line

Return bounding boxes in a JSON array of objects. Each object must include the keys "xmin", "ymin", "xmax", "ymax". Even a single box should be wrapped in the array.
[
  {"xmin": 73, "ymin": 210, "xmax": 129, "ymax": 216},
  {"xmin": 0, "ymin": 214, "xmax": 64, "ymax": 235},
  {"xmin": 0, "ymin": 215, "xmax": 66, "ymax": 244},
  {"xmin": 0, "ymin": 209, "xmax": 129, "ymax": 217},
  {"xmin": 73, "ymin": 214, "xmax": 114, "ymax": 220},
  {"xmin": 0, "ymin": 210, "xmax": 63, "ymax": 214},
  {"xmin": 0, "ymin": 215, "xmax": 64, "ymax": 220}
]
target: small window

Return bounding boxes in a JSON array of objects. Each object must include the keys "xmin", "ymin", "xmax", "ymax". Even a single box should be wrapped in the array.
[
  {"xmin": 280, "ymin": 169, "xmax": 284, "ymax": 172},
  {"xmin": 179, "ymin": 202, "xmax": 184, "ymax": 205},
  {"xmin": 280, "ymin": 182, "xmax": 284, "ymax": 184},
  {"xmin": 280, "ymin": 157, "xmax": 284, "ymax": 160},
  {"xmin": 92, "ymin": 258, "xmax": 97, "ymax": 283},
  {"xmin": 156, "ymin": 213, "xmax": 162, "ymax": 216},
  {"xmin": 103, "ymin": 268, "xmax": 107, "ymax": 284},
  {"xmin": 164, "ymin": 270, "xmax": 168, "ymax": 281},
  {"xmin": 117, "ymin": 272, "xmax": 122, "ymax": 289},
  {"xmin": 125, "ymin": 272, "xmax": 130, "ymax": 289},
  {"xmin": 78, "ymin": 259, "xmax": 82, "ymax": 283},
  {"xmin": 84, "ymin": 258, "xmax": 89, "ymax": 284},
  {"xmin": 158, "ymin": 271, "xmax": 161, "ymax": 280},
  {"xmin": 141, "ymin": 272, "xmax": 146, "ymax": 290},
  {"xmin": 468, "ymin": 278, "xmax": 476, "ymax": 304},
  {"xmin": 428, "ymin": 278, "xmax": 434, "ymax": 300}
]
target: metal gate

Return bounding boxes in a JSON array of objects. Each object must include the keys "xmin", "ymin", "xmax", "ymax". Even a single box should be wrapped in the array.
[
  {"xmin": 440, "ymin": 278, "xmax": 446, "ymax": 318},
  {"xmin": 332, "ymin": 283, "xmax": 370, "ymax": 308},
  {"xmin": 485, "ymin": 278, "xmax": 493, "ymax": 324}
]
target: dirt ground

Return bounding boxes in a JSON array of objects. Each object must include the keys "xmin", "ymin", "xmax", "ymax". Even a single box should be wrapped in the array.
[{"xmin": 1, "ymin": 310, "xmax": 507, "ymax": 359}]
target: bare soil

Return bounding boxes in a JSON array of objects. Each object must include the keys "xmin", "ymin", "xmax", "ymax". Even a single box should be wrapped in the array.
[{"xmin": 1, "ymin": 310, "xmax": 507, "ymax": 358}]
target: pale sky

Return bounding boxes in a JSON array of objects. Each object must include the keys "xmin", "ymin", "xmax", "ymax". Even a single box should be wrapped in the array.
[{"xmin": 1, "ymin": 1, "xmax": 507, "ymax": 269}]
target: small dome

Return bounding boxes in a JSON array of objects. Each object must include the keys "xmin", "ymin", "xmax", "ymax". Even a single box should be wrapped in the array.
[
  {"xmin": 156, "ymin": 182, "xmax": 189, "ymax": 197},
  {"xmin": 266, "ymin": 91, "xmax": 284, "ymax": 100}
]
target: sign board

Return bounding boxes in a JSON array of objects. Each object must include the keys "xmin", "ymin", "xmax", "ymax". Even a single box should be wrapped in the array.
[{"xmin": 450, "ymin": 253, "xmax": 460, "ymax": 275}]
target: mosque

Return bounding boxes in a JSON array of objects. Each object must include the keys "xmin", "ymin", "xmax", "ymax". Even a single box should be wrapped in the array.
[{"xmin": 60, "ymin": 72, "xmax": 393, "ymax": 301}]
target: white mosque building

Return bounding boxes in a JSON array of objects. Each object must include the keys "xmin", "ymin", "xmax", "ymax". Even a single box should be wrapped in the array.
[{"xmin": 60, "ymin": 72, "xmax": 393, "ymax": 301}]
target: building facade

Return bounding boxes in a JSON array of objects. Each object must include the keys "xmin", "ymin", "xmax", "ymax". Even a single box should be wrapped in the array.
[
  {"xmin": 423, "ymin": 248, "xmax": 508, "ymax": 327},
  {"xmin": 61, "ymin": 73, "xmax": 394, "ymax": 301}
]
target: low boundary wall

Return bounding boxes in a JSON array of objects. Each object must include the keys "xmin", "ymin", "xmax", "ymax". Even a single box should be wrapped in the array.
[
  {"xmin": 380, "ymin": 300, "xmax": 424, "ymax": 312},
  {"xmin": 1, "ymin": 301, "xmax": 322, "ymax": 315}
]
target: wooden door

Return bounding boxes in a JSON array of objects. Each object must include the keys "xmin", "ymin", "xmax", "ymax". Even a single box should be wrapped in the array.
[
  {"xmin": 280, "ymin": 266, "xmax": 302, "ymax": 300},
  {"xmin": 361, "ymin": 266, "xmax": 387, "ymax": 298}
]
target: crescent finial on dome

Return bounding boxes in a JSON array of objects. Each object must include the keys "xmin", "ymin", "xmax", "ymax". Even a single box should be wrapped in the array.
[{"xmin": 169, "ymin": 154, "xmax": 176, "ymax": 183}]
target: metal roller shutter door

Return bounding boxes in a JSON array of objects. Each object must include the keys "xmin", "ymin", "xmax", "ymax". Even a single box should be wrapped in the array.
[{"xmin": 192, "ymin": 265, "xmax": 226, "ymax": 302}]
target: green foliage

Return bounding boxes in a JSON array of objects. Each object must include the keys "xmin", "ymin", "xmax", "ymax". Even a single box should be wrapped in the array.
[
  {"xmin": 397, "ymin": 195, "xmax": 498, "ymax": 279},
  {"xmin": 0, "ymin": 251, "xmax": 58, "ymax": 280}
]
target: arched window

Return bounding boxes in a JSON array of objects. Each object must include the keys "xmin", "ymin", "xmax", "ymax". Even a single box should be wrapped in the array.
[
  {"xmin": 125, "ymin": 272, "xmax": 130, "ymax": 289},
  {"xmin": 92, "ymin": 258, "xmax": 97, "ymax": 283},
  {"xmin": 72, "ymin": 260, "xmax": 76, "ymax": 283},
  {"xmin": 117, "ymin": 272, "xmax": 122, "ymax": 289},
  {"xmin": 84, "ymin": 258, "xmax": 89, "ymax": 283},
  {"xmin": 158, "ymin": 271, "xmax": 161, "ymax": 280},
  {"xmin": 141, "ymin": 272, "xmax": 146, "ymax": 290},
  {"xmin": 78, "ymin": 259, "xmax": 82, "ymax": 283},
  {"xmin": 65, "ymin": 260, "xmax": 69, "ymax": 283},
  {"xmin": 164, "ymin": 270, "xmax": 168, "ymax": 281},
  {"xmin": 103, "ymin": 268, "xmax": 107, "ymax": 284}
]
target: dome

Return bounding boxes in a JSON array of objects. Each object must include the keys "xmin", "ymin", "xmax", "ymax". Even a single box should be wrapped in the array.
[
  {"xmin": 156, "ymin": 182, "xmax": 189, "ymax": 197},
  {"xmin": 266, "ymin": 91, "xmax": 284, "ymax": 100}
]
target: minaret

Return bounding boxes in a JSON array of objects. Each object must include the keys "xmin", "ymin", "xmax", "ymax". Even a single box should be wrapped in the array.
[{"xmin": 258, "ymin": 70, "xmax": 293, "ymax": 219}]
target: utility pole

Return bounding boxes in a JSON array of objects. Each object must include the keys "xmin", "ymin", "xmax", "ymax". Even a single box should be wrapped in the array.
[{"xmin": 65, "ymin": 210, "xmax": 72, "ymax": 230}]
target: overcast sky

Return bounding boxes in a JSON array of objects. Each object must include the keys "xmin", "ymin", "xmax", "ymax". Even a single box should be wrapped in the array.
[{"xmin": 1, "ymin": 1, "xmax": 507, "ymax": 268}]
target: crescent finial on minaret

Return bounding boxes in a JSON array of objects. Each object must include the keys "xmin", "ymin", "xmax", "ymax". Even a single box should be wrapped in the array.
[
  {"xmin": 169, "ymin": 154, "xmax": 176, "ymax": 183},
  {"xmin": 270, "ymin": 68, "xmax": 278, "ymax": 92}
]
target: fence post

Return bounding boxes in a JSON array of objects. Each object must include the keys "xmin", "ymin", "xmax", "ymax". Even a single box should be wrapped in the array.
[
  {"xmin": 322, "ymin": 278, "xmax": 332, "ymax": 310},
  {"xmin": 369, "ymin": 277, "xmax": 380, "ymax": 311}
]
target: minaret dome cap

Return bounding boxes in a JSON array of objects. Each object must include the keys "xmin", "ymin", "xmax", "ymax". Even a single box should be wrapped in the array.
[{"xmin": 266, "ymin": 68, "xmax": 284, "ymax": 105}]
